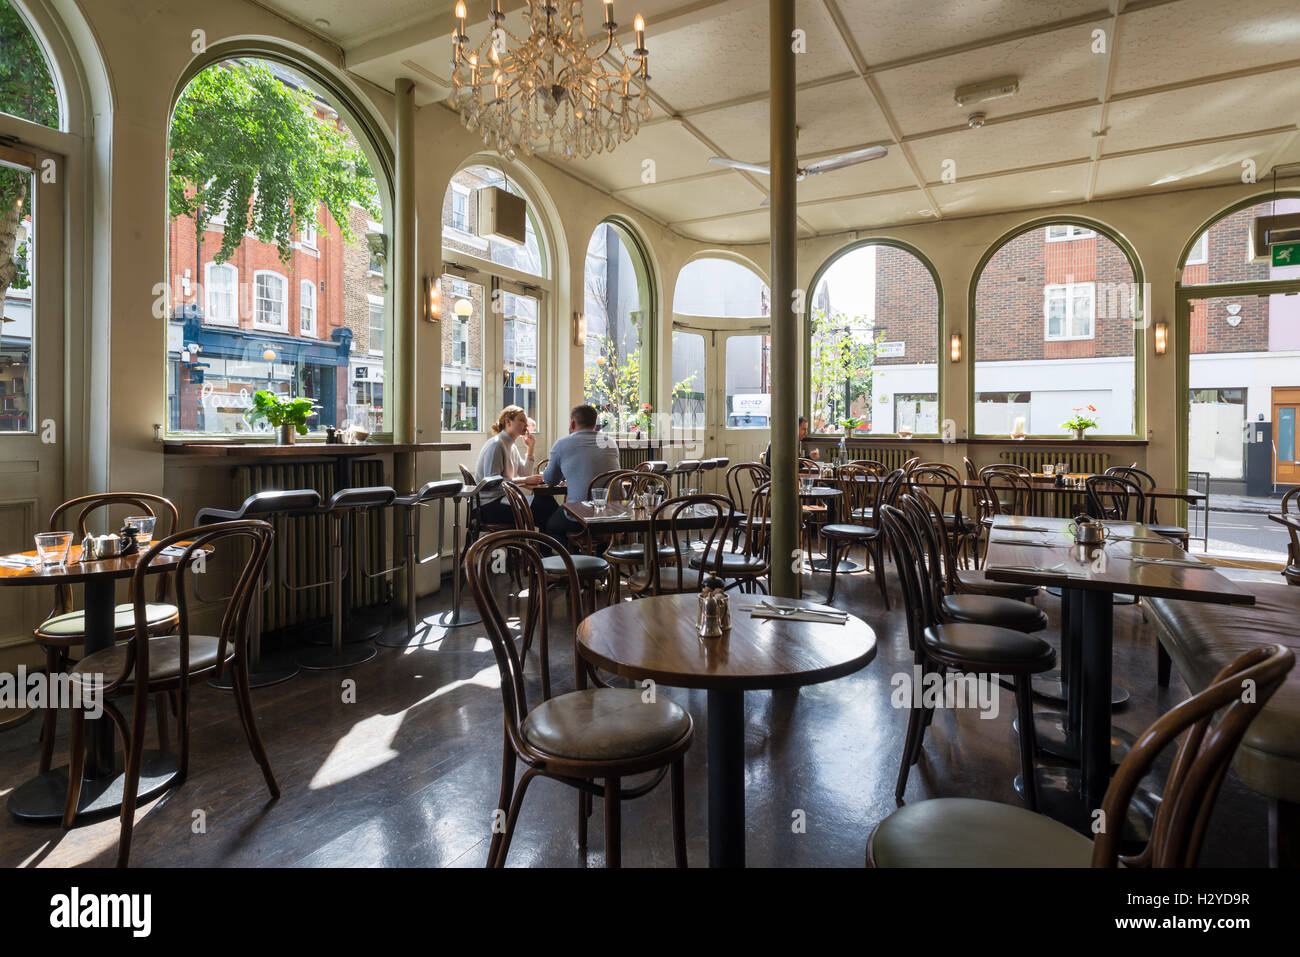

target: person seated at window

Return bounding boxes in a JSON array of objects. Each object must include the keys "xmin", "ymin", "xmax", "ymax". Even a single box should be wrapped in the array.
[
  {"xmin": 510, "ymin": 416, "xmax": 538, "ymax": 477},
  {"xmin": 762, "ymin": 415, "xmax": 818, "ymax": 467},
  {"xmin": 472, "ymin": 405, "xmax": 544, "ymax": 525},
  {"xmin": 540, "ymin": 404, "xmax": 620, "ymax": 536}
]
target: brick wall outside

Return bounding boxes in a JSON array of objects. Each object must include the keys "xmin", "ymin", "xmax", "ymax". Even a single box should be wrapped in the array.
[
  {"xmin": 872, "ymin": 245, "xmax": 938, "ymax": 366},
  {"xmin": 1187, "ymin": 205, "xmax": 1271, "ymax": 354}
]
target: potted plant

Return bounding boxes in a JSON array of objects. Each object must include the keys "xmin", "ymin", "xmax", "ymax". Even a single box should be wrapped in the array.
[
  {"xmin": 1061, "ymin": 405, "xmax": 1099, "ymax": 440},
  {"xmin": 245, "ymin": 390, "xmax": 319, "ymax": 444}
]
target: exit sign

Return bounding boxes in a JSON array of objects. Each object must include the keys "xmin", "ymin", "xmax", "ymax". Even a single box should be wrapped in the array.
[{"xmin": 1272, "ymin": 242, "xmax": 1300, "ymax": 267}]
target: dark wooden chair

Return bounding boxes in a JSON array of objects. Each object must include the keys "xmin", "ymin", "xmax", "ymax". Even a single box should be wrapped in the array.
[
  {"xmin": 465, "ymin": 529, "xmax": 692, "ymax": 868},
  {"xmin": 600, "ymin": 471, "xmax": 673, "ymax": 603},
  {"xmin": 869, "ymin": 642, "xmax": 1294, "ymax": 867},
  {"xmin": 1106, "ymin": 465, "xmax": 1189, "ymax": 546},
  {"xmin": 978, "ymin": 471, "xmax": 1036, "ymax": 566},
  {"xmin": 880, "ymin": 496, "xmax": 1055, "ymax": 807},
  {"xmin": 1086, "ymin": 473, "xmax": 1146, "ymax": 522},
  {"xmin": 62, "ymin": 520, "xmax": 279, "ymax": 867},
  {"xmin": 35, "ymin": 493, "xmax": 181, "ymax": 774},
  {"xmin": 689, "ymin": 482, "xmax": 769, "ymax": 593},
  {"xmin": 1282, "ymin": 487, "xmax": 1300, "ymax": 586},
  {"xmin": 910, "ymin": 464, "xmax": 975, "ymax": 564},
  {"xmin": 628, "ymin": 494, "xmax": 733, "ymax": 596},
  {"xmin": 821, "ymin": 464, "xmax": 889, "ymax": 607}
]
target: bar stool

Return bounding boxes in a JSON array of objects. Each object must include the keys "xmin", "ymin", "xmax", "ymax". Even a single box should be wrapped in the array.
[
  {"xmin": 667, "ymin": 459, "xmax": 701, "ymax": 496},
  {"xmin": 195, "ymin": 488, "xmax": 322, "ymax": 688},
  {"xmin": 375, "ymin": 479, "xmax": 463, "ymax": 647},
  {"xmin": 708, "ymin": 457, "xmax": 730, "ymax": 495},
  {"xmin": 296, "ymin": 486, "xmax": 396, "ymax": 671},
  {"xmin": 636, "ymin": 460, "xmax": 668, "ymax": 474},
  {"xmin": 696, "ymin": 458, "xmax": 718, "ymax": 496},
  {"xmin": 434, "ymin": 475, "xmax": 504, "ymax": 629}
]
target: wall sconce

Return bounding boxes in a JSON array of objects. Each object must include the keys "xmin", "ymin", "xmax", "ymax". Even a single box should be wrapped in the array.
[
  {"xmin": 424, "ymin": 276, "xmax": 441, "ymax": 321},
  {"xmin": 1153, "ymin": 320, "xmax": 1168, "ymax": 356},
  {"xmin": 572, "ymin": 311, "xmax": 586, "ymax": 347},
  {"xmin": 949, "ymin": 332, "xmax": 962, "ymax": 363}
]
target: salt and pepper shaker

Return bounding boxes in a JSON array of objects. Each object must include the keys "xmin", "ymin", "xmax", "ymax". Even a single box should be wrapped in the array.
[{"xmin": 697, "ymin": 576, "xmax": 731, "ymax": 638}]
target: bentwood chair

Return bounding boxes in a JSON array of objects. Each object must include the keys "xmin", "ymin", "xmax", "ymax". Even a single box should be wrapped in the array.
[
  {"xmin": 628, "ymin": 494, "xmax": 733, "ymax": 596},
  {"xmin": 1086, "ymin": 473, "xmax": 1146, "ymax": 522},
  {"xmin": 62, "ymin": 521, "xmax": 280, "ymax": 867},
  {"xmin": 35, "ymin": 493, "xmax": 181, "ymax": 774},
  {"xmin": 465, "ymin": 529, "xmax": 692, "ymax": 868},
  {"xmin": 1282, "ymin": 487, "xmax": 1300, "ymax": 586},
  {"xmin": 910, "ymin": 465, "xmax": 975, "ymax": 564},
  {"xmin": 724, "ymin": 461, "xmax": 770, "ymax": 550},
  {"xmin": 881, "ymin": 497, "xmax": 1055, "ymax": 807},
  {"xmin": 868, "ymin": 643, "xmax": 1294, "ymax": 867},
  {"xmin": 978, "ymin": 471, "xmax": 1036, "ymax": 566},
  {"xmin": 602, "ymin": 471, "xmax": 673, "ymax": 602},
  {"xmin": 1106, "ymin": 466, "xmax": 1190, "ymax": 547},
  {"xmin": 911, "ymin": 487, "xmax": 1038, "ymax": 602},
  {"xmin": 820, "ymin": 464, "xmax": 889, "ymax": 607},
  {"xmin": 501, "ymin": 481, "xmax": 611, "ymax": 620},
  {"xmin": 689, "ymin": 483, "xmax": 769, "ymax": 592}
]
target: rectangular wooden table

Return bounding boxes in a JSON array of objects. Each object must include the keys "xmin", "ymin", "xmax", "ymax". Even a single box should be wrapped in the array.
[
  {"xmin": 983, "ymin": 515, "xmax": 1254, "ymax": 839},
  {"xmin": 563, "ymin": 500, "xmax": 736, "ymax": 534}
]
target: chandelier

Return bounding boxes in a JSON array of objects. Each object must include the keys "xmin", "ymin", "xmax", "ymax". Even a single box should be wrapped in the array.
[{"xmin": 450, "ymin": 0, "xmax": 651, "ymax": 160}]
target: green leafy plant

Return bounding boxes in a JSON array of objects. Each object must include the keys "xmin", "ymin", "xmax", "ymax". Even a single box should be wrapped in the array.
[
  {"xmin": 244, "ymin": 390, "xmax": 318, "ymax": 435},
  {"xmin": 810, "ymin": 309, "xmax": 875, "ymax": 435},
  {"xmin": 1061, "ymin": 405, "xmax": 1099, "ymax": 432}
]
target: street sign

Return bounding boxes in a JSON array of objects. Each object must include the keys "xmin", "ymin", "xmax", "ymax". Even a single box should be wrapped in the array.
[
  {"xmin": 1273, "ymin": 242, "xmax": 1300, "ymax": 267},
  {"xmin": 875, "ymin": 340, "xmax": 905, "ymax": 358}
]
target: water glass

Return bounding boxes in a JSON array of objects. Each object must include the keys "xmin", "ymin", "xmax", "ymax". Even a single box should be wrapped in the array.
[
  {"xmin": 1042, "ymin": 464, "xmax": 1054, "ymax": 477},
  {"xmin": 126, "ymin": 515, "xmax": 156, "ymax": 547},
  {"xmin": 34, "ymin": 531, "xmax": 73, "ymax": 568},
  {"xmin": 591, "ymin": 488, "xmax": 608, "ymax": 511},
  {"xmin": 1056, "ymin": 462, "xmax": 1068, "ymax": 477}
]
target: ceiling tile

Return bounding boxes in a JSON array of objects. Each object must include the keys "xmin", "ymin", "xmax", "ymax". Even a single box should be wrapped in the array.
[
  {"xmin": 689, "ymin": 78, "xmax": 892, "ymax": 164},
  {"xmin": 841, "ymin": 0, "xmax": 1105, "ymax": 66},
  {"xmin": 1102, "ymin": 69, "xmax": 1300, "ymax": 154},
  {"xmin": 624, "ymin": 173, "xmax": 767, "ymax": 223},
  {"xmin": 647, "ymin": 0, "xmax": 855, "ymax": 112},
  {"xmin": 907, "ymin": 106, "xmax": 1097, "ymax": 181},
  {"xmin": 930, "ymin": 165, "xmax": 1088, "ymax": 217},
  {"xmin": 1111, "ymin": 0, "xmax": 1300, "ymax": 94},
  {"xmin": 676, "ymin": 209, "xmax": 775, "ymax": 243},
  {"xmin": 797, "ymin": 190, "xmax": 935, "ymax": 233},
  {"xmin": 794, "ymin": 148, "xmax": 918, "ymax": 201},
  {"xmin": 1093, "ymin": 132, "xmax": 1296, "ymax": 196},
  {"xmin": 873, "ymin": 17, "xmax": 1108, "ymax": 136},
  {"xmin": 564, "ymin": 123, "xmax": 720, "ymax": 192}
]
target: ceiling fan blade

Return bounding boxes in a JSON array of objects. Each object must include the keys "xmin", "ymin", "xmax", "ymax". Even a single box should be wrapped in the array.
[
  {"xmin": 708, "ymin": 156, "xmax": 772, "ymax": 176},
  {"xmin": 759, "ymin": 196, "xmax": 771, "ymax": 207},
  {"xmin": 802, "ymin": 145, "xmax": 888, "ymax": 177}
]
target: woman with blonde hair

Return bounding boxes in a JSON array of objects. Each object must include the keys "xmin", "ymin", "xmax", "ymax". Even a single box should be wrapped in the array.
[{"xmin": 471, "ymin": 405, "xmax": 543, "ymax": 525}]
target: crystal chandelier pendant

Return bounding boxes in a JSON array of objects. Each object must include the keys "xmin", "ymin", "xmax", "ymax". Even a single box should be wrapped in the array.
[{"xmin": 450, "ymin": 0, "xmax": 650, "ymax": 160}]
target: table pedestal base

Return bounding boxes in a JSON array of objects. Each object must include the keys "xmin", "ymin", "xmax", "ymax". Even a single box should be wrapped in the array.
[
  {"xmin": 8, "ymin": 750, "xmax": 181, "ymax": 823},
  {"xmin": 1019, "ymin": 712, "xmax": 1135, "ymax": 765},
  {"xmin": 707, "ymin": 688, "xmax": 745, "ymax": 868},
  {"xmin": 298, "ymin": 643, "xmax": 377, "ymax": 671},
  {"xmin": 1000, "ymin": 672, "xmax": 1129, "ymax": 706},
  {"xmin": 808, "ymin": 557, "xmax": 863, "ymax": 574},
  {"xmin": 432, "ymin": 608, "xmax": 480, "ymax": 628}
]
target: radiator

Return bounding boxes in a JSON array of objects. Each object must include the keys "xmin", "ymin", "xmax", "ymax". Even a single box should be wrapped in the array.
[
  {"xmin": 999, "ymin": 449, "xmax": 1111, "ymax": 474},
  {"xmin": 232, "ymin": 460, "xmax": 388, "ymax": 631},
  {"xmin": 618, "ymin": 446, "xmax": 650, "ymax": 469},
  {"xmin": 845, "ymin": 446, "xmax": 914, "ymax": 470}
]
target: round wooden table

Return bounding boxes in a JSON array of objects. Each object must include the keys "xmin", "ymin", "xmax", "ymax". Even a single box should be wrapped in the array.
[
  {"xmin": 576, "ymin": 592, "xmax": 877, "ymax": 867},
  {"xmin": 0, "ymin": 544, "xmax": 195, "ymax": 823}
]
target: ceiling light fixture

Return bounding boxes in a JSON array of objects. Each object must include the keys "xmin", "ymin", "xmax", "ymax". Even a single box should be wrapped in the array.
[
  {"xmin": 967, "ymin": 112, "xmax": 986, "ymax": 129},
  {"xmin": 450, "ymin": 0, "xmax": 651, "ymax": 160},
  {"xmin": 954, "ymin": 76, "xmax": 1019, "ymax": 108}
]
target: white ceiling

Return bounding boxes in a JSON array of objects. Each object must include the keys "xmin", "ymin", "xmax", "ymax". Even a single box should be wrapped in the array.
[{"xmin": 260, "ymin": 0, "xmax": 1300, "ymax": 243}]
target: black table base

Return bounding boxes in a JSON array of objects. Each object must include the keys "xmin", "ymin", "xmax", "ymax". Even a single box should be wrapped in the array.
[
  {"xmin": 8, "ymin": 750, "xmax": 181, "ymax": 823},
  {"xmin": 1001, "ymin": 672, "xmax": 1129, "ymax": 706},
  {"xmin": 707, "ymin": 688, "xmax": 745, "ymax": 868},
  {"xmin": 1021, "ymin": 712, "xmax": 1135, "ymax": 765},
  {"xmin": 298, "ymin": 643, "xmax": 377, "ymax": 671}
]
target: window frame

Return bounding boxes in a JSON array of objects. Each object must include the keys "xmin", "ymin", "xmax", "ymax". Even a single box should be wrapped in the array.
[
  {"xmin": 1043, "ymin": 281, "xmax": 1096, "ymax": 341},
  {"xmin": 367, "ymin": 292, "xmax": 384, "ymax": 356},
  {"xmin": 1185, "ymin": 232, "xmax": 1208, "ymax": 266},
  {"xmin": 252, "ymin": 269, "xmax": 287, "ymax": 331},
  {"xmin": 204, "ymin": 261, "xmax": 240, "ymax": 327},
  {"xmin": 1045, "ymin": 224, "xmax": 1096, "ymax": 242},
  {"xmin": 299, "ymin": 278, "xmax": 316, "ymax": 336}
]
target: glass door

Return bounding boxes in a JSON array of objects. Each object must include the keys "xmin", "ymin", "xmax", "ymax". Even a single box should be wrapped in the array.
[
  {"xmin": 671, "ymin": 321, "xmax": 771, "ymax": 467},
  {"xmin": 1274, "ymin": 388, "xmax": 1299, "ymax": 486}
]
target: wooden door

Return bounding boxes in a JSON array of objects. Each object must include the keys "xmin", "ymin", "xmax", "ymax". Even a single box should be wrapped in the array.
[{"xmin": 1274, "ymin": 387, "xmax": 1300, "ymax": 485}]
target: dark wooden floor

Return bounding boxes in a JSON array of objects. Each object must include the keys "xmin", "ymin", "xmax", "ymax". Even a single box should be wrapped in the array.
[{"xmin": 0, "ymin": 559, "xmax": 1280, "ymax": 868}]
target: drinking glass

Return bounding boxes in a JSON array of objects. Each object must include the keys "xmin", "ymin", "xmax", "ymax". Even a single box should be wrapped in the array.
[
  {"xmin": 591, "ymin": 488, "xmax": 608, "ymax": 511},
  {"xmin": 1042, "ymin": 464, "xmax": 1054, "ymax": 477},
  {"xmin": 34, "ymin": 531, "xmax": 73, "ymax": 568},
  {"xmin": 1056, "ymin": 462, "xmax": 1068, "ymax": 477},
  {"xmin": 126, "ymin": 515, "xmax": 156, "ymax": 548}
]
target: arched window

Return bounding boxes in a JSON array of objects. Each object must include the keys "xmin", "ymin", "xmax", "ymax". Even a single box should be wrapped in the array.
[
  {"xmin": 166, "ymin": 57, "xmax": 388, "ymax": 435},
  {"xmin": 1180, "ymin": 196, "xmax": 1300, "ymax": 493},
  {"xmin": 974, "ymin": 221, "xmax": 1139, "ymax": 437},
  {"xmin": 671, "ymin": 257, "xmax": 770, "ymax": 433},
  {"xmin": 583, "ymin": 221, "xmax": 652, "ymax": 432},
  {"xmin": 808, "ymin": 242, "xmax": 939, "ymax": 436},
  {"xmin": 440, "ymin": 164, "xmax": 549, "ymax": 434},
  {"xmin": 0, "ymin": 1, "xmax": 59, "ymax": 128}
]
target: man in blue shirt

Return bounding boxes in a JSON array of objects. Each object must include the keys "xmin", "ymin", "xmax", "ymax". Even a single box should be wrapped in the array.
[{"xmin": 541, "ymin": 404, "xmax": 621, "ymax": 536}]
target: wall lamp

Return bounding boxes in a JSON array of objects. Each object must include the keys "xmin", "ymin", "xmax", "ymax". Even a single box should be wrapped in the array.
[
  {"xmin": 949, "ymin": 332, "xmax": 962, "ymax": 363},
  {"xmin": 1153, "ymin": 320, "xmax": 1168, "ymax": 356},
  {"xmin": 573, "ymin": 311, "xmax": 586, "ymax": 347},
  {"xmin": 424, "ymin": 276, "xmax": 441, "ymax": 321}
]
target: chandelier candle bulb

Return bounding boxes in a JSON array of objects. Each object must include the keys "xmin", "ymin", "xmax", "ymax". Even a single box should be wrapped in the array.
[{"xmin": 634, "ymin": 14, "xmax": 646, "ymax": 52}]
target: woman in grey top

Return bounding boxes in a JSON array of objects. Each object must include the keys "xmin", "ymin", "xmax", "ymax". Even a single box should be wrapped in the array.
[{"xmin": 473, "ymin": 406, "xmax": 542, "ymax": 525}]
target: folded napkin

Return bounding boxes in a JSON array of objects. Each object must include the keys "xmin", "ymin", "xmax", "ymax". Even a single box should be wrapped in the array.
[
  {"xmin": 988, "ymin": 563, "xmax": 1090, "ymax": 579},
  {"xmin": 1111, "ymin": 535, "xmax": 1176, "ymax": 544},
  {"xmin": 997, "ymin": 525, "xmax": 1054, "ymax": 532},
  {"xmin": 0, "ymin": 554, "xmax": 41, "ymax": 568},
  {"xmin": 159, "ymin": 545, "xmax": 190, "ymax": 557},
  {"xmin": 748, "ymin": 608, "xmax": 848, "ymax": 624},
  {"xmin": 1132, "ymin": 557, "xmax": 1206, "ymax": 569},
  {"xmin": 989, "ymin": 538, "xmax": 1057, "ymax": 547}
]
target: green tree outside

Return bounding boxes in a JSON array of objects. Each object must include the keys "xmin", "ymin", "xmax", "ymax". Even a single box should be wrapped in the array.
[{"xmin": 809, "ymin": 308, "xmax": 875, "ymax": 434}]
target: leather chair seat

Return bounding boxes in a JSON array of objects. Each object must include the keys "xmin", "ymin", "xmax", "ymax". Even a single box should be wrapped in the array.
[
  {"xmin": 869, "ymin": 798, "xmax": 1096, "ymax": 868},
  {"xmin": 606, "ymin": 543, "xmax": 676, "ymax": 563},
  {"xmin": 1146, "ymin": 583, "xmax": 1300, "ymax": 803},
  {"xmin": 521, "ymin": 688, "xmax": 691, "ymax": 761},
  {"xmin": 394, "ymin": 479, "xmax": 462, "ymax": 507},
  {"xmin": 71, "ymin": 634, "xmax": 229, "ymax": 686},
  {"xmin": 820, "ymin": 523, "xmax": 877, "ymax": 541},
  {"xmin": 941, "ymin": 593, "xmax": 1048, "ymax": 633},
  {"xmin": 1286, "ymin": 564, "xmax": 1300, "ymax": 586},
  {"xmin": 196, "ymin": 488, "xmax": 321, "ymax": 523},
  {"xmin": 922, "ymin": 622, "xmax": 1056, "ymax": 672},
  {"xmin": 688, "ymin": 551, "xmax": 766, "ymax": 574},
  {"xmin": 1148, "ymin": 524, "xmax": 1188, "ymax": 539},
  {"xmin": 327, "ymin": 486, "xmax": 397, "ymax": 510},
  {"xmin": 955, "ymin": 569, "xmax": 1039, "ymax": 601},
  {"xmin": 628, "ymin": 567, "xmax": 703, "ymax": 592},
  {"xmin": 541, "ymin": 554, "xmax": 608, "ymax": 577},
  {"xmin": 38, "ymin": 602, "xmax": 179, "ymax": 640}
]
